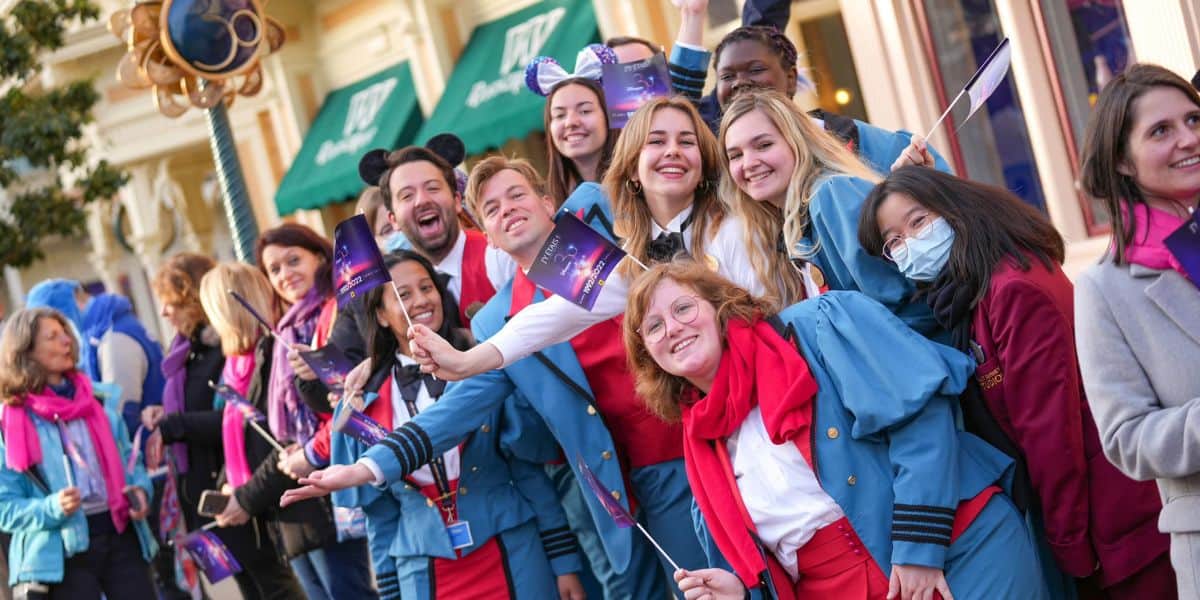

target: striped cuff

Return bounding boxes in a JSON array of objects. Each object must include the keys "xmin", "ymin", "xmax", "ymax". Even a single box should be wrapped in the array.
[
  {"xmin": 540, "ymin": 525, "xmax": 579, "ymax": 560},
  {"xmin": 891, "ymin": 504, "xmax": 954, "ymax": 546},
  {"xmin": 376, "ymin": 422, "xmax": 434, "ymax": 480},
  {"xmin": 376, "ymin": 571, "xmax": 401, "ymax": 600}
]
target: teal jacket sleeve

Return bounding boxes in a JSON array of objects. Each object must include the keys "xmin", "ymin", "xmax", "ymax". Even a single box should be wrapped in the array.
[
  {"xmin": 669, "ymin": 43, "xmax": 710, "ymax": 101},
  {"xmin": 790, "ymin": 291, "xmax": 974, "ymax": 568},
  {"xmin": 0, "ymin": 440, "xmax": 67, "ymax": 533},
  {"xmin": 803, "ymin": 176, "xmax": 941, "ymax": 336}
]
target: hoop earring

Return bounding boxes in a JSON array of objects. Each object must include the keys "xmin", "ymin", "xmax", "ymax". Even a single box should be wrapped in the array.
[{"xmin": 625, "ymin": 179, "xmax": 643, "ymax": 196}]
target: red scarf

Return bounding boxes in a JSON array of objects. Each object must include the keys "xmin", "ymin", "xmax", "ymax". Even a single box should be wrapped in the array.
[
  {"xmin": 680, "ymin": 318, "xmax": 819, "ymax": 588},
  {"xmin": 1, "ymin": 371, "xmax": 131, "ymax": 532}
]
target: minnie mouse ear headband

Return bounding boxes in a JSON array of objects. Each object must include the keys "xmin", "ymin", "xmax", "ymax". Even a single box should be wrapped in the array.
[
  {"xmin": 524, "ymin": 43, "xmax": 618, "ymax": 97},
  {"xmin": 357, "ymin": 133, "xmax": 469, "ymax": 188}
]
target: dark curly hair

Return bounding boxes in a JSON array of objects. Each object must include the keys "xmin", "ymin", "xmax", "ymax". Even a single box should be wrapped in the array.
[{"xmin": 714, "ymin": 26, "xmax": 798, "ymax": 76}]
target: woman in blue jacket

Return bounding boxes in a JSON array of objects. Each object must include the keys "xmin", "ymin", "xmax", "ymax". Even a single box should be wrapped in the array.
[
  {"xmin": 622, "ymin": 262, "xmax": 1046, "ymax": 600},
  {"xmin": 326, "ymin": 250, "xmax": 584, "ymax": 600},
  {"xmin": 0, "ymin": 307, "xmax": 157, "ymax": 599}
]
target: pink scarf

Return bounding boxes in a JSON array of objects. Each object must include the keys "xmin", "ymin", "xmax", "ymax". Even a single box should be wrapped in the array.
[
  {"xmin": 1123, "ymin": 203, "xmax": 1189, "ymax": 277},
  {"xmin": 220, "ymin": 354, "xmax": 256, "ymax": 488},
  {"xmin": 1, "ymin": 372, "xmax": 131, "ymax": 532}
]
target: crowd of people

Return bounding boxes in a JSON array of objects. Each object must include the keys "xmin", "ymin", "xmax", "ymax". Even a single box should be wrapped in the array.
[{"xmin": 1, "ymin": 1, "xmax": 1199, "ymax": 599}]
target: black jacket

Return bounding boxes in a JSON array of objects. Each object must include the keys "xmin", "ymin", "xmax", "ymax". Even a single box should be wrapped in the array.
[{"xmin": 232, "ymin": 337, "xmax": 338, "ymax": 558}]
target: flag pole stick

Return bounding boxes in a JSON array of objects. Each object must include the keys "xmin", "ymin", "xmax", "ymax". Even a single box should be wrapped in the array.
[
  {"xmin": 635, "ymin": 522, "xmax": 681, "ymax": 571},
  {"xmin": 389, "ymin": 281, "xmax": 414, "ymax": 329},
  {"xmin": 925, "ymin": 86, "xmax": 966, "ymax": 140},
  {"xmin": 245, "ymin": 419, "xmax": 286, "ymax": 453}
]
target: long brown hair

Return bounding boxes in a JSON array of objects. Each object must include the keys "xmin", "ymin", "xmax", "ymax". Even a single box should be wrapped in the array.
[
  {"xmin": 718, "ymin": 89, "xmax": 878, "ymax": 310},
  {"xmin": 543, "ymin": 78, "xmax": 618, "ymax": 205},
  {"xmin": 254, "ymin": 223, "xmax": 335, "ymax": 300},
  {"xmin": 1080, "ymin": 63, "xmax": 1200, "ymax": 264},
  {"xmin": 603, "ymin": 97, "xmax": 725, "ymax": 279},
  {"xmin": 623, "ymin": 262, "xmax": 765, "ymax": 423},
  {"xmin": 152, "ymin": 253, "xmax": 217, "ymax": 338},
  {"xmin": 0, "ymin": 308, "xmax": 79, "ymax": 404},
  {"xmin": 858, "ymin": 167, "xmax": 1064, "ymax": 305}
]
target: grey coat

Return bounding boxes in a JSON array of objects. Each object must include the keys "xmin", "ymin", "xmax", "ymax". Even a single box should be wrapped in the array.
[{"xmin": 1076, "ymin": 260, "xmax": 1199, "ymax": 595}]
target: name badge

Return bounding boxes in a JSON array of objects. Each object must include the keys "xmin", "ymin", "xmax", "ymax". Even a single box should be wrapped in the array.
[{"xmin": 447, "ymin": 520, "xmax": 473, "ymax": 550}]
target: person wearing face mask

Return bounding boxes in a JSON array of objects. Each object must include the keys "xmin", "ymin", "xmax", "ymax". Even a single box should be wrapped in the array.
[
  {"xmin": 859, "ymin": 166, "xmax": 1176, "ymax": 600},
  {"xmin": 719, "ymin": 89, "xmax": 942, "ymax": 337},
  {"xmin": 357, "ymin": 186, "xmax": 410, "ymax": 254},
  {"xmin": 622, "ymin": 262, "xmax": 1047, "ymax": 600},
  {"xmin": 1072, "ymin": 64, "xmax": 1200, "ymax": 597}
]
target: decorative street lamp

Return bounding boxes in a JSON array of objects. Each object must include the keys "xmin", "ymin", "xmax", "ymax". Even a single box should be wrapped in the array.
[{"xmin": 108, "ymin": 1, "xmax": 285, "ymax": 263}]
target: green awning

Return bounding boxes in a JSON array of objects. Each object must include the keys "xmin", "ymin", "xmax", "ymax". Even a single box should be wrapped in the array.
[
  {"xmin": 415, "ymin": 0, "xmax": 599, "ymax": 156},
  {"xmin": 275, "ymin": 63, "xmax": 422, "ymax": 215}
]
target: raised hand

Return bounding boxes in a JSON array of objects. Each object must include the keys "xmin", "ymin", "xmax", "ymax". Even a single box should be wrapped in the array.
[
  {"xmin": 287, "ymin": 343, "xmax": 317, "ymax": 381},
  {"xmin": 408, "ymin": 324, "xmax": 501, "ymax": 381},
  {"xmin": 891, "ymin": 134, "xmax": 935, "ymax": 171}
]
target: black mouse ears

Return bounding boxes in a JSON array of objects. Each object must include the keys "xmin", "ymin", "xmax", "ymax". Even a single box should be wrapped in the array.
[
  {"xmin": 356, "ymin": 133, "xmax": 467, "ymax": 187},
  {"xmin": 357, "ymin": 148, "xmax": 389, "ymax": 187},
  {"xmin": 425, "ymin": 133, "xmax": 466, "ymax": 166}
]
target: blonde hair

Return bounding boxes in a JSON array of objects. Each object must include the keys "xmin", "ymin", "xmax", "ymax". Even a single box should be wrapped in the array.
[
  {"xmin": 602, "ymin": 97, "xmax": 725, "ymax": 279},
  {"xmin": 464, "ymin": 156, "xmax": 549, "ymax": 223},
  {"xmin": 622, "ymin": 261, "xmax": 766, "ymax": 422},
  {"xmin": 0, "ymin": 308, "xmax": 80, "ymax": 404},
  {"xmin": 199, "ymin": 262, "xmax": 278, "ymax": 355},
  {"xmin": 718, "ymin": 90, "xmax": 879, "ymax": 309}
]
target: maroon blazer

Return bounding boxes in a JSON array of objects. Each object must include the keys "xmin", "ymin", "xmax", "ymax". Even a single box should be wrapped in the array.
[{"xmin": 971, "ymin": 258, "xmax": 1167, "ymax": 586}]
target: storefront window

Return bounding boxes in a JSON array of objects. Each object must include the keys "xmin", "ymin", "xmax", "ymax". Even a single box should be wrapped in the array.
[
  {"xmin": 918, "ymin": 0, "xmax": 1048, "ymax": 211},
  {"xmin": 799, "ymin": 12, "xmax": 868, "ymax": 122},
  {"xmin": 1038, "ymin": 0, "xmax": 1133, "ymax": 230}
]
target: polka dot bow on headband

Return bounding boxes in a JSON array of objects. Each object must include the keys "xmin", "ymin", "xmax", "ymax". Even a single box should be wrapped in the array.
[{"xmin": 524, "ymin": 43, "xmax": 619, "ymax": 97}]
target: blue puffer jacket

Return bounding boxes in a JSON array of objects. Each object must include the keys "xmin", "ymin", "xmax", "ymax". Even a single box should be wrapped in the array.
[{"xmin": 0, "ymin": 403, "xmax": 157, "ymax": 585}]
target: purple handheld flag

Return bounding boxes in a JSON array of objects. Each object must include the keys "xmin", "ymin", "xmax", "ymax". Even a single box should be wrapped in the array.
[
  {"xmin": 927, "ymin": 38, "xmax": 1012, "ymax": 137},
  {"xmin": 299, "ymin": 345, "xmax": 356, "ymax": 392},
  {"xmin": 209, "ymin": 382, "xmax": 285, "ymax": 452},
  {"xmin": 527, "ymin": 211, "xmax": 626, "ymax": 310},
  {"xmin": 576, "ymin": 457, "xmax": 681, "ymax": 571},
  {"xmin": 333, "ymin": 214, "xmax": 392, "ymax": 308},
  {"xmin": 1165, "ymin": 213, "xmax": 1200, "ymax": 282},
  {"xmin": 603, "ymin": 53, "xmax": 672, "ymax": 128},
  {"xmin": 332, "ymin": 399, "xmax": 389, "ymax": 446},
  {"xmin": 180, "ymin": 530, "xmax": 242, "ymax": 583}
]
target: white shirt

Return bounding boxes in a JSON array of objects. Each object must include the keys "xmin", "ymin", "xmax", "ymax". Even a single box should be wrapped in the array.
[
  {"xmin": 486, "ymin": 213, "xmax": 763, "ymax": 366},
  {"xmin": 435, "ymin": 230, "xmax": 517, "ymax": 304},
  {"xmin": 358, "ymin": 354, "xmax": 461, "ymax": 487},
  {"xmin": 728, "ymin": 407, "xmax": 844, "ymax": 581}
]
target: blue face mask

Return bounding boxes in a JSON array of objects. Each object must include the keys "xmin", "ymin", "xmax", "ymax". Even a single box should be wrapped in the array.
[
  {"xmin": 382, "ymin": 231, "xmax": 410, "ymax": 254},
  {"xmin": 893, "ymin": 217, "xmax": 955, "ymax": 282}
]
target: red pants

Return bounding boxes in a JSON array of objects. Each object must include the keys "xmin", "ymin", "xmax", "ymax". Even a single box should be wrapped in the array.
[
  {"xmin": 791, "ymin": 517, "xmax": 891, "ymax": 599},
  {"xmin": 430, "ymin": 538, "xmax": 512, "ymax": 600}
]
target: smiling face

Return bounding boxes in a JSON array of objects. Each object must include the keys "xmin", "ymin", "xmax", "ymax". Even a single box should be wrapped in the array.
[
  {"xmin": 377, "ymin": 260, "xmax": 443, "ymax": 343},
  {"xmin": 387, "ymin": 160, "xmax": 462, "ymax": 260},
  {"xmin": 31, "ymin": 316, "xmax": 76, "ymax": 380},
  {"xmin": 549, "ymin": 83, "xmax": 608, "ymax": 163},
  {"xmin": 636, "ymin": 107, "xmax": 703, "ymax": 206},
  {"xmin": 1121, "ymin": 86, "xmax": 1200, "ymax": 206},
  {"xmin": 476, "ymin": 168, "xmax": 558, "ymax": 268},
  {"xmin": 716, "ymin": 39, "xmax": 795, "ymax": 107},
  {"xmin": 640, "ymin": 278, "xmax": 722, "ymax": 392},
  {"xmin": 873, "ymin": 191, "xmax": 943, "ymax": 261},
  {"xmin": 724, "ymin": 108, "xmax": 795, "ymax": 207},
  {"xmin": 261, "ymin": 244, "xmax": 323, "ymax": 305}
]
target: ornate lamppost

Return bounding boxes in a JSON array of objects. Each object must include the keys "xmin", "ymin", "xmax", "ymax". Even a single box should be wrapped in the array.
[{"xmin": 108, "ymin": 1, "xmax": 285, "ymax": 263}]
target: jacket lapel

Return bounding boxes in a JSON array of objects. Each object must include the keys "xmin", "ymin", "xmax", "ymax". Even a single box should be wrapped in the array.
[{"xmin": 1139, "ymin": 264, "xmax": 1200, "ymax": 347}]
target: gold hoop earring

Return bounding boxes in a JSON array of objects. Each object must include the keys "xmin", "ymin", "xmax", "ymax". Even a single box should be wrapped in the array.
[{"xmin": 625, "ymin": 179, "xmax": 643, "ymax": 196}]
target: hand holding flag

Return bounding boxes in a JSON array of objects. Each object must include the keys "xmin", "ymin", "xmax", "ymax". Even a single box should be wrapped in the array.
[{"xmin": 179, "ymin": 530, "xmax": 243, "ymax": 583}]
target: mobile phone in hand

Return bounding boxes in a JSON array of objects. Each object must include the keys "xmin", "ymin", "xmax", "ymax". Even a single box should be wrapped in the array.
[{"xmin": 197, "ymin": 489, "xmax": 231, "ymax": 518}]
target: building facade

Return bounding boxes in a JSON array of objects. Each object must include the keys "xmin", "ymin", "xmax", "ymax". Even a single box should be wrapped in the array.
[{"xmin": 4, "ymin": 0, "xmax": 1197, "ymax": 339}]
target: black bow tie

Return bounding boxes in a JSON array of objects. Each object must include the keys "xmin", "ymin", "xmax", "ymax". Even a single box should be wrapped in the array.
[
  {"xmin": 395, "ymin": 364, "xmax": 446, "ymax": 404},
  {"xmin": 648, "ymin": 231, "xmax": 687, "ymax": 263}
]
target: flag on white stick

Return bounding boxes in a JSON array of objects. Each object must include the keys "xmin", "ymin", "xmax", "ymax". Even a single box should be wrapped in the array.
[{"xmin": 926, "ymin": 38, "xmax": 1012, "ymax": 138}]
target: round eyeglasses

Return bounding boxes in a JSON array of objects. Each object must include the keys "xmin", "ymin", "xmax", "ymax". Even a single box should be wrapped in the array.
[{"xmin": 639, "ymin": 295, "xmax": 701, "ymax": 344}]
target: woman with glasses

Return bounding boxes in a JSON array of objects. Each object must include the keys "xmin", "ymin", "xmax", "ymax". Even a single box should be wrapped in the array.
[
  {"xmin": 622, "ymin": 261, "xmax": 1046, "ymax": 600},
  {"xmin": 857, "ymin": 166, "xmax": 1174, "ymax": 598}
]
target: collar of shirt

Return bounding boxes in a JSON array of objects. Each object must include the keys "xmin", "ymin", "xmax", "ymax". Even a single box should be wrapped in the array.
[
  {"xmin": 435, "ymin": 230, "xmax": 467, "ymax": 301},
  {"xmin": 650, "ymin": 204, "xmax": 695, "ymax": 240}
]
